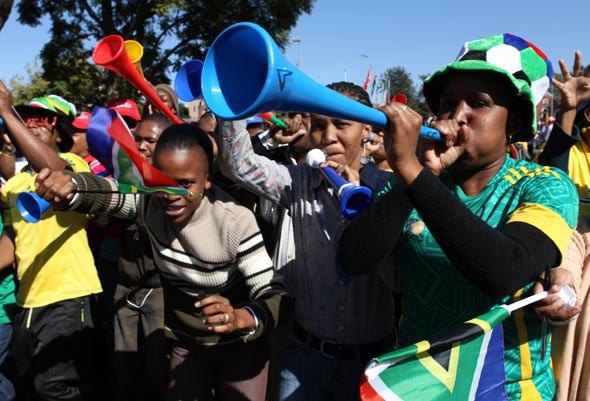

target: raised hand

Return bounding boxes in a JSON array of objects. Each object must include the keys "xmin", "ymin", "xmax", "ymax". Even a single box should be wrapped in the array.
[{"xmin": 553, "ymin": 50, "xmax": 590, "ymax": 112}]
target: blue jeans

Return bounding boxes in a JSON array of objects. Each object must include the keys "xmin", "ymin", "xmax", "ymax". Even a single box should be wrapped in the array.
[
  {"xmin": 278, "ymin": 333, "xmax": 366, "ymax": 401},
  {"xmin": 0, "ymin": 323, "xmax": 15, "ymax": 401}
]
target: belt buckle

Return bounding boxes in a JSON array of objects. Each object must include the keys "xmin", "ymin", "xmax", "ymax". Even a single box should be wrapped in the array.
[{"xmin": 319, "ymin": 339, "xmax": 338, "ymax": 359}]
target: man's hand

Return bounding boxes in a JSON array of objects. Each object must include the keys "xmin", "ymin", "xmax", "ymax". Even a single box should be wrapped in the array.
[
  {"xmin": 0, "ymin": 81, "xmax": 14, "ymax": 117},
  {"xmin": 34, "ymin": 168, "xmax": 79, "ymax": 209}
]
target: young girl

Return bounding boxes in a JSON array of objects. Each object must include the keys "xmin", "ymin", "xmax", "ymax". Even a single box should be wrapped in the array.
[{"xmin": 34, "ymin": 123, "xmax": 287, "ymax": 401}]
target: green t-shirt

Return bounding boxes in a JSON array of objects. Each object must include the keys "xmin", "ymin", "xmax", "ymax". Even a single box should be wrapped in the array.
[
  {"xmin": 380, "ymin": 157, "xmax": 578, "ymax": 401},
  {"xmin": 0, "ymin": 215, "xmax": 16, "ymax": 324}
]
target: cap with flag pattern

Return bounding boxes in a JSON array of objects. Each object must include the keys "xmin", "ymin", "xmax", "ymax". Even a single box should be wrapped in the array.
[
  {"xmin": 19, "ymin": 95, "xmax": 77, "ymax": 118},
  {"xmin": 15, "ymin": 95, "xmax": 77, "ymax": 152},
  {"xmin": 423, "ymin": 33, "xmax": 553, "ymax": 142}
]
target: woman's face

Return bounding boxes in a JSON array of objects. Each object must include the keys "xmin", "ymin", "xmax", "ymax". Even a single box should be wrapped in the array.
[
  {"xmin": 153, "ymin": 147, "xmax": 212, "ymax": 226},
  {"xmin": 436, "ymin": 71, "xmax": 516, "ymax": 171},
  {"xmin": 309, "ymin": 115, "xmax": 371, "ymax": 170}
]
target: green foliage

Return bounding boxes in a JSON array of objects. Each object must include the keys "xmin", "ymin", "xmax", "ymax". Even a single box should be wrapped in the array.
[
  {"xmin": 15, "ymin": 0, "xmax": 315, "ymax": 109},
  {"xmin": 376, "ymin": 67, "xmax": 431, "ymax": 118},
  {"xmin": 8, "ymin": 59, "xmax": 50, "ymax": 104},
  {"xmin": 0, "ymin": 0, "xmax": 14, "ymax": 32}
]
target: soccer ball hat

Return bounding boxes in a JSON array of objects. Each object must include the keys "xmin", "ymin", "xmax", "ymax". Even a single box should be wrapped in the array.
[{"xmin": 423, "ymin": 33, "xmax": 553, "ymax": 142}]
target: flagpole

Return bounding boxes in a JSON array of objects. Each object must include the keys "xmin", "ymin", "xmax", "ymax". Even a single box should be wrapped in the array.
[
  {"xmin": 503, "ymin": 291, "xmax": 548, "ymax": 314},
  {"xmin": 503, "ymin": 285, "xmax": 576, "ymax": 314},
  {"xmin": 75, "ymin": 189, "xmax": 197, "ymax": 196}
]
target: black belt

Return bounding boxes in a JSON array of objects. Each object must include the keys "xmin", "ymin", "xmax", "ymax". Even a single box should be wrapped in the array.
[{"xmin": 292, "ymin": 321, "xmax": 393, "ymax": 360}]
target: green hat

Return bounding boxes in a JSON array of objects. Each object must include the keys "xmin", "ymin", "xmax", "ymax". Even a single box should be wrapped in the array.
[
  {"xmin": 423, "ymin": 33, "xmax": 553, "ymax": 142},
  {"xmin": 15, "ymin": 95, "xmax": 77, "ymax": 152}
]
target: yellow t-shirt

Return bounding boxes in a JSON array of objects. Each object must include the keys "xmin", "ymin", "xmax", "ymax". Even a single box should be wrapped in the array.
[
  {"xmin": 0, "ymin": 153, "xmax": 102, "ymax": 307},
  {"xmin": 567, "ymin": 140, "xmax": 590, "ymax": 218}
]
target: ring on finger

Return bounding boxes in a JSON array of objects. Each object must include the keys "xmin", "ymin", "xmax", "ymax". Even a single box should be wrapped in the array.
[
  {"xmin": 400, "ymin": 105, "xmax": 408, "ymax": 111},
  {"xmin": 425, "ymin": 116, "xmax": 437, "ymax": 127},
  {"xmin": 223, "ymin": 312, "xmax": 230, "ymax": 324}
]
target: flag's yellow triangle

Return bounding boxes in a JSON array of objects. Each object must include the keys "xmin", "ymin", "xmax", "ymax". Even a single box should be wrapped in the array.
[{"xmin": 417, "ymin": 342, "xmax": 460, "ymax": 392}]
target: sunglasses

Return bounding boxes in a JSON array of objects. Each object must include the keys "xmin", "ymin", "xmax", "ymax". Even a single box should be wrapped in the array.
[{"xmin": 24, "ymin": 116, "xmax": 57, "ymax": 129}]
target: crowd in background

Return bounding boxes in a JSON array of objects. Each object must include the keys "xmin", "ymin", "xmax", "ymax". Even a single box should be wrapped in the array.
[{"xmin": 0, "ymin": 31, "xmax": 588, "ymax": 401}]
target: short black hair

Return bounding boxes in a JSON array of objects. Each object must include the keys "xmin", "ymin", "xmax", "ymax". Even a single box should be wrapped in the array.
[
  {"xmin": 139, "ymin": 112, "xmax": 173, "ymax": 130},
  {"xmin": 153, "ymin": 124, "xmax": 214, "ymax": 172},
  {"xmin": 327, "ymin": 81, "xmax": 373, "ymax": 108}
]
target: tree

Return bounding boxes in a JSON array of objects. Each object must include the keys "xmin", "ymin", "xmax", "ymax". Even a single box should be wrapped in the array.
[
  {"xmin": 377, "ymin": 67, "xmax": 430, "ymax": 117},
  {"xmin": 8, "ymin": 59, "xmax": 51, "ymax": 105},
  {"xmin": 16, "ymin": 0, "xmax": 315, "ymax": 108},
  {"xmin": 0, "ymin": 0, "xmax": 13, "ymax": 32}
]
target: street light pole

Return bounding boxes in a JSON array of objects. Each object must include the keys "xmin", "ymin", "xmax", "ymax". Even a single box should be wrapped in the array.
[
  {"xmin": 292, "ymin": 37, "xmax": 301, "ymax": 68},
  {"xmin": 344, "ymin": 53, "xmax": 369, "ymax": 81}
]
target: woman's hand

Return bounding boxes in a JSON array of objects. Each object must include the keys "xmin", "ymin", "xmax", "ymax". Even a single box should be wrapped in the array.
[
  {"xmin": 419, "ymin": 118, "xmax": 467, "ymax": 176},
  {"xmin": 552, "ymin": 50, "xmax": 590, "ymax": 112},
  {"xmin": 532, "ymin": 268, "xmax": 581, "ymax": 323},
  {"xmin": 321, "ymin": 160, "xmax": 360, "ymax": 185},
  {"xmin": 379, "ymin": 102, "xmax": 424, "ymax": 185},
  {"xmin": 196, "ymin": 294, "xmax": 256, "ymax": 334}
]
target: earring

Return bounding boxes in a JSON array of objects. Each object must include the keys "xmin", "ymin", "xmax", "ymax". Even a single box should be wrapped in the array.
[{"xmin": 360, "ymin": 141, "xmax": 370, "ymax": 166}]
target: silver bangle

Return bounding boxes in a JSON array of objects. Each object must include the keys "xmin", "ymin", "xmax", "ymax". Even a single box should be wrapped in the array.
[{"xmin": 241, "ymin": 306, "xmax": 259, "ymax": 335}]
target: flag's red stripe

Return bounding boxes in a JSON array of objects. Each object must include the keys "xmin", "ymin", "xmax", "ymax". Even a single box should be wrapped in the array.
[
  {"xmin": 106, "ymin": 113, "xmax": 179, "ymax": 187},
  {"xmin": 360, "ymin": 375, "xmax": 387, "ymax": 401}
]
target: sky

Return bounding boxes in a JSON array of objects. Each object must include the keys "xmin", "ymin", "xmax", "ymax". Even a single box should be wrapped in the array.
[{"xmin": 1, "ymin": 0, "xmax": 589, "ymax": 106}]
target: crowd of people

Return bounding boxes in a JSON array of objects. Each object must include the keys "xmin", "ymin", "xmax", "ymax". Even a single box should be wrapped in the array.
[{"xmin": 0, "ymin": 30, "xmax": 587, "ymax": 401}]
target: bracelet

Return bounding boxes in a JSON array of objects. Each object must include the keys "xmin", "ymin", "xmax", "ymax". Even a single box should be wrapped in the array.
[
  {"xmin": 240, "ymin": 306, "xmax": 259, "ymax": 336},
  {"xmin": 1, "ymin": 144, "xmax": 16, "ymax": 156}
]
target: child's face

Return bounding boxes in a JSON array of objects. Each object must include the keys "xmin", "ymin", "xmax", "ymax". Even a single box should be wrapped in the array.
[{"xmin": 153, "ymin": 147, "xmax": 212, "ymax": 225}]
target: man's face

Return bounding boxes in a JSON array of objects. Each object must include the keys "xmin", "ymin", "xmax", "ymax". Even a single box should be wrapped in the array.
[
  {"xmin": 24, "ymin": 115, "xmax": 61, "ymax": 151},
  {"xmin": 134, "ymin": 120, "xmax": 165, "ymax": 165}
]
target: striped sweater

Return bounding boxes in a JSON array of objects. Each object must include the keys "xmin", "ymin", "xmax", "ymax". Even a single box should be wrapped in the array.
[{"xmin": 69, "ymin": 171, "xmax": 286, "ymax": 348}]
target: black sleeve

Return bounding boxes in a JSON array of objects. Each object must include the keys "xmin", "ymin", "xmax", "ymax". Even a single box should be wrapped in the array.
[
  {"xmin": 404, "ymin": 169, "xmax": 560, "ymax": 299},
  {"xmin": 339, "ymin": 178, "xmax": 413, "ymax": 275},
  {"xmin": 536, "ymin": 123, "xmax": 580, "ymax": 172}
]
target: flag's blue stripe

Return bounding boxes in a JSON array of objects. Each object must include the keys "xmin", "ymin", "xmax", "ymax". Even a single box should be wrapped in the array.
[
  {"xmin": 87, "ymin": 106, "xmax": 116, "ymax": 175},
  {"xmin": 474, "ymin": 325, "xmax": 508, "ymax": 401}
]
